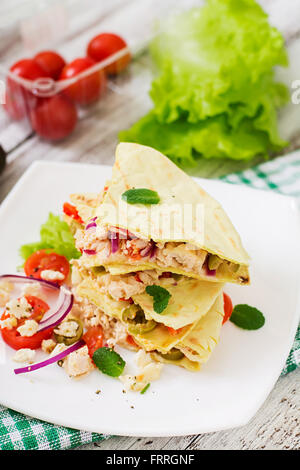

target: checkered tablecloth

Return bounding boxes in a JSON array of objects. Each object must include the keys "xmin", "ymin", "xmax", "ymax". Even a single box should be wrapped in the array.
[{"xmin": 1, "ymin": 151, "xmax": 300, "ymax": 450}]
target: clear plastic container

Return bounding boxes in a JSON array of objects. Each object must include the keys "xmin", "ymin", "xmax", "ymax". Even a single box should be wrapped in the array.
[{"xmin": 0, "ymin": 0, "xmax": 201, "ymax": 153}]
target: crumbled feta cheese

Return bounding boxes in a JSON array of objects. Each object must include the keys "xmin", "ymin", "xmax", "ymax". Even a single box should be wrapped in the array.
[
  {"xmin": 63, "ymin": 345, "xmax": 94, "ymax": 377},
  {"xmin": 0, "ymin": 290, "xmax": 10, "ymax": 308},
  {"xmin": 0, "ymin": 281, "xmax": 13, "ymax": 306},
  {"xmin": 5, "ymin": 297, "xmax": 33, "ymax": 319},
  {"xmin": 21, "ymin": 282, "xmax": 46, "ymax": 301},
  {"xmin": 17, "ymin": 319, "xmax": 39, "ymax": 337},
  {"xmin": 135, "ymin": 349, "xmax": 153, "ymax": 369},
  {"xmin": 120, "ymin": 351, "xmax": 163, "ymax": 392},
  {"xmin": 13, "ymin": 348, "xmax": 35, "ymax": 364},
  {"xmin": 54, "ymin": 320, "xmax": 78, "ymax": 338},
  {"xmin": 50, "ymin": 343, "xmax": 68, "ymax": 357},
  {"xmin": 41, "ymin": 339, "xmax": 56, "ymax": 354},
  {"xmin": 0, "ymin": 316, "xmax": 17, "ymax": 329},
  {"xmin": 40, "ymin": 270, "xmax": 65, "ymax": 282},
  {"xmin": 0, "ymin": 281, "xmax": 13, "ymax": 294}
]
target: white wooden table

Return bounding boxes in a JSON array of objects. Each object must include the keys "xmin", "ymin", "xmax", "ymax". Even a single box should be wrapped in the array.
[{"xmin": 0, "ymin": 0, "xmax": 300, "ymax": 450}]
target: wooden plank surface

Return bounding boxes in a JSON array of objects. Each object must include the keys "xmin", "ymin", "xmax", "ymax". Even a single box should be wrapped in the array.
[{"xmin": 0, "ymin": 0, "xmax": 300, "ymax": 450}]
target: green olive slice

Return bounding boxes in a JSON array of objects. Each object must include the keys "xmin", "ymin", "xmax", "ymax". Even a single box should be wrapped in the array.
[
  {"xmin": 158, "ymin": 348, "xmax": 184, "ymax": 361},
  {"xmin": 128, "ymin": 320, "xmax": 157, "ymax": 335},
  {"xmin": 54, "ymin": 318, "xmax": 83, "ymax": 346},
  {"xmin": 208, "ymin": 254, "xmax": 222, "ymax": 270}
]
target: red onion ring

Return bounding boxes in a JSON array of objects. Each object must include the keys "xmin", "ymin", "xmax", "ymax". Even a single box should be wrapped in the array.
[
  {"xmin": 0, "ymin": 274, "xmax": 58, "ymax": 291},
  {"xmin": 83, "ymin": 249, "xmax": 97, "ymax": 255},
  {"xmin": 37, "ymin": 286, "xmax": 74, "ymax": 332},
  {"xmin": 111, "ymin": 235, "xmax": 119, "ymax": 254},
  {"xmin": 0, "ymin": 274, "xmax": 74, "ymax": 333},
  {"xmin": 14, "ymin": 340, "xmax": 85, "ymax": 375},
  {"xmin": 85, "ymin": 217, "xmax": 97, "ymax": 230},
  {"xmin": 150, "ymin": 244, "xmax": 157, "ymax": 259},
  {"xmin": 140, "ymin": 244, "xmax": 152, "ymax": 257}
]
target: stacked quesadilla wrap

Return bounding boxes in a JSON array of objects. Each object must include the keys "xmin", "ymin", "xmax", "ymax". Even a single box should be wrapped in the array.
[{"xmin": 66, "ymin": 143, "xmax": 250, "ymax": 372}]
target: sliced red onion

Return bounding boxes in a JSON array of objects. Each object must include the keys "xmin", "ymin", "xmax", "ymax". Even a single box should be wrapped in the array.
[
  {"xmin": 37, "ymin": 286, "xmax": 73, "ymax": 332},
  {"xmin": 150, "ymin": 244, "xmax": 157, "ymax": 259},
  {"xmin": 140, "ymin": 244, "xmax": 153, "ymax": 257},
  {"xmin": 0, "ymin": 274, "xmax": 59, "ymax": 291},
  {"xmin": 110, "ymin": 235, "xmax": 119, "ymax": 254},
  {"xmin": 205, "ymin": 266, "xmax": 216, "ymax": 276},
  {"xmin": 109, "ymin": 226, "xmax": 137, "ymax": 240},
  {"xmin": 127, "ymin": 230, "xmax": 138, "ymax": 240},
  {"xmin": 14, "ymin": 340, "xmax": 85, "ymax": 375},
  {"xmin": 83, "ymin": 249, "xmax": 97, "ymax": 255},
  {"xmin": 0, "ymin": 273, "xmax": 74, "ymax": 334},
  {"xmin": 85, "ymin": 217, "xmax": 97, "ymax": 230}
]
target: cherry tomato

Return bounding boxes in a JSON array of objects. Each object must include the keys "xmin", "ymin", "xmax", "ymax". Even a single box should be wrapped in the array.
[
  {"xmin": 4, "ymin": 58, "xmax": 49, "ymax": 120},
  {"xmin": 167, "ymin": 327, "xmax": 183, "ymax": 336},
  {"xmin": 87, "ymin": 33, "xmax": 131, "ymax": 75},
  {"xmin": 29, "ymin": 94, "xmax": 77, "ymax": 140},
  {"xmin": 1, "ymin": 295, "xmax": 52, "ymax": 350},
  {"xmin": 24, "ymin": 250, "xmax": 70, "ymax": 285},
  {"xmin": 10, "ymin": 58, "xmax": 49, "ymax": 81},
  {"xmin": 59, "ymin": 57, "xmax": 106, "ymax": 106},
  {"xmin": 3, "ymin": 89, "xmax": 28, "ymax": 120},
  {"xmin": 223, "ymin": 293, "xmax": 233, "ymax": 324},
  {"xmin": 83, "ymin": 326, "xmax": 104, "ymax": 358},
  {"xmin": 63, "ymin": 202, "xmax": 83, "ymax": 224},
  {"xmin": 34, "ymin": 51, "xmax": 66, "ymax": 80}
]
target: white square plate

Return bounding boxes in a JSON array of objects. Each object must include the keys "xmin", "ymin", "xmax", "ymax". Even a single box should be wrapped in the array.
[{"xmin": 0, "ymin": 161, "xmax": 300, "ymax": 436}]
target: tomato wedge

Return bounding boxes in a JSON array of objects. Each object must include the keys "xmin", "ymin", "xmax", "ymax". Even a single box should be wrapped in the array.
[
  {"xmin": 83, "ymin": 326, "xmax": 104, "ymax": 358},
  {"xmin": 63, "ymin": 202, "xmax": 83, "ymax": 224},
  {"xmin": 1, "ymin": 295, "xmax": 52, "ymax": 350},
  {"xmin": 24, "ymin": 250, "xmax": 70, "ymax": 285},
  {"xmin": 223, "ymin": 293, "xmax": 233, "ymax": 324}
]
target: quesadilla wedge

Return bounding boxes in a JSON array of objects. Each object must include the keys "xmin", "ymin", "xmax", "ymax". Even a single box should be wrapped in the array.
[
  {"xmin": 76, "ymin": 275, "xmax": 224, "ymax": 371},
  {"xmin": 70, "ymin": 143, "xmax": 250, "ymax": 285}
]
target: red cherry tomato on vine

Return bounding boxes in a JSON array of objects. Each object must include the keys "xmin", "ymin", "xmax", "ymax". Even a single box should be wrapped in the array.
[
  {"xmin": 87, "ymin": 33, "xmax": 130, "ymax": 75},
  {"xmin": 24, "ymin": 250, "xmax": 70, "ymax": 285},
  {"xmin": 223, "ymin": 293, "xmax": 233, "ymax": 324},
  {"xmin": 59, "ymin": 57, "xmax": 106, "ymax": 106},
  {"xmin": 29, "ymin": 94, "xmax": 77, "ymax": 140},
  {"xmin": 1, "ymin": 295, "xmax": 52, "ymax": 350},
  {"xmin": 34, "ymin": 51, "xmax": 66, "ymax": 80}
]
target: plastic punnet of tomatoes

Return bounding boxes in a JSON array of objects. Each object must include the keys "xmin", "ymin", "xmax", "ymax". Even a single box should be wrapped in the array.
[{"xmin": 1, "ymin": 26, "xmax": 132, "ymax": 143}]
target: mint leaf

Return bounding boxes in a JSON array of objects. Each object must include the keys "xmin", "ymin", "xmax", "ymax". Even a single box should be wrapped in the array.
[
  {"xmin": 92, "ymin": 347, "xmax": 125, "ymax": 377},
  {"xmin": 121, "ymin": 188, "xmax": 160, "ymax": 205},
  {"xmin": 230, "ymin": 304, "xmax": 265, "ymax": 330},
  {"xmin": 140, "ymin": 383, "xmax": 150, "ymax": 394},
  {"xmin": 146, "ymin": 285, "xmax": 171, "ymax": 314}
]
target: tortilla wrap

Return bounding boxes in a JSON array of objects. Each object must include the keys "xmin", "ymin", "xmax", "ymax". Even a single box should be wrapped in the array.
[{"xmin": 70, "ymin": 143, "xmax": 250, "ymax": 284}]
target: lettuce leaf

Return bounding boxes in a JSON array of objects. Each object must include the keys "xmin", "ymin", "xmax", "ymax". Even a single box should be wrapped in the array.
[
  {"xmin": 20, "ymin": 213, "xmax": 80, "ymax": 261},
  {"xmin": 120, "ymin": 0, "xmax": 288, "ymax": 165}
]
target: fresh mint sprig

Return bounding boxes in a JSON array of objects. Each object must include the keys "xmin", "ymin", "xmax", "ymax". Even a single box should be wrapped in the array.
[
  {"xmin": 121, "ymin": 188, "xmax": 160, "ymax": 205},
  {"xmin": 146, "ymin": 285, "xmax": 171, "ymax": 314},
  {"xmin": 230, "ymin": 304, "xmax": 265, "ymax": 330}
]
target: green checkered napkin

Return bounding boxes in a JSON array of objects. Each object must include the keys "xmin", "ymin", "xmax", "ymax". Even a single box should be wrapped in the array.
[{"xmin": 1, "ymin": 152, "xmax": 300, "ymax": 450}]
